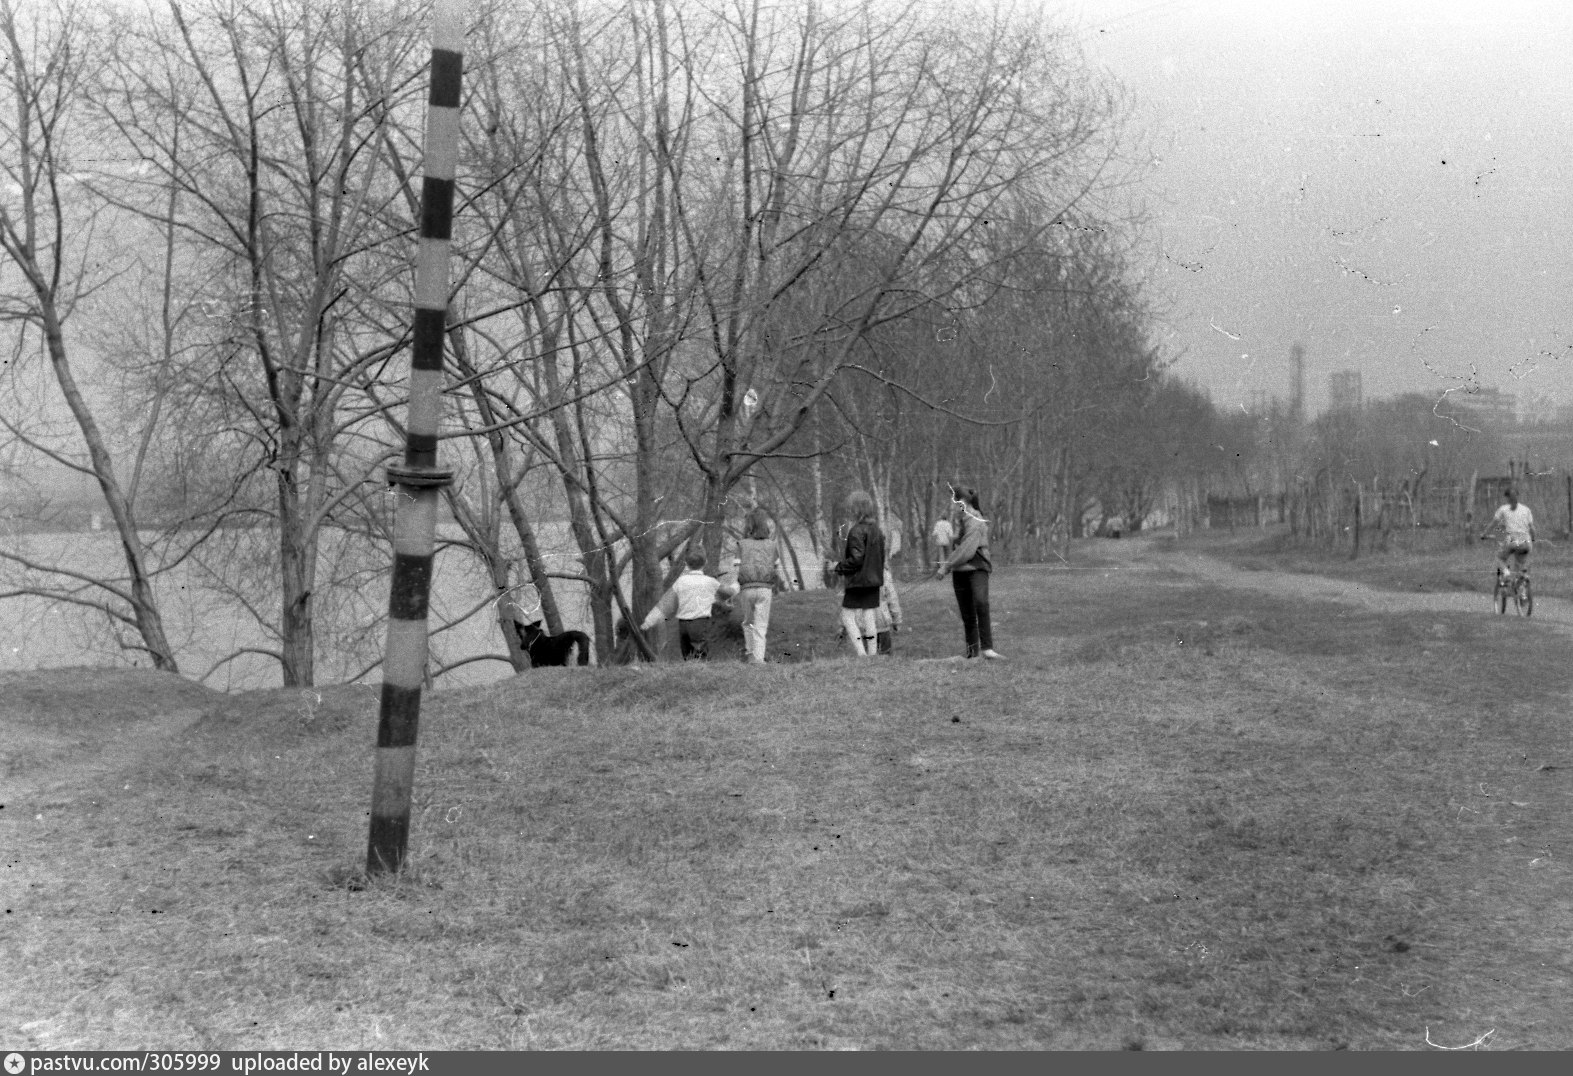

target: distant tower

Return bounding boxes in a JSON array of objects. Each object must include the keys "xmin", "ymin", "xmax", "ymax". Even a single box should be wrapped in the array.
[
  {"xmin": 1290, "ymin": 344, "xmax": 1305, "ymax": 421},
  {"xmin": 1328, "ymin": 369, "xmax": 1363, "ymax": 413}
]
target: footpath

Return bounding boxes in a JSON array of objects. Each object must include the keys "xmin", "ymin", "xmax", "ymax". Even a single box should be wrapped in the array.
[{"xmin": 1095, "ymin": 534, "xmax": 1573, "ymax": 632}]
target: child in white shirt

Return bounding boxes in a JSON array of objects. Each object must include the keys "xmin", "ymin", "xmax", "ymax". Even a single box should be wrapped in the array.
[{"xmin": 640, "ymin": 549, "xmax": 739, "ymax": 660}]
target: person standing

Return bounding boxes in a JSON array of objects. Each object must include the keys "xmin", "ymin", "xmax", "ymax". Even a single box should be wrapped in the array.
[
  {"xmin": 933, "ymin": 483, "xmax": 1004, "ymax": 660},
  {"xmin": 833, "ymin": 490, "xmax": 886, "ymax": 657},
  {"xmin": 735, "ymin": 507, "xmax": 787, "ymax": 663},
  {"xmin": 931, "ymin": 510, "xmax": 955, "ymax": 563}
]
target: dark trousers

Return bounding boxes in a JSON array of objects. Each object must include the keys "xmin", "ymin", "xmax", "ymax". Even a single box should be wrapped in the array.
[
  {"xmin": 679, "ymin": 617, "xmax": 712, "ymax": 660},
  {"xmin": 951, "ymin": 570, "xmax": 993, "ymax": 657}
]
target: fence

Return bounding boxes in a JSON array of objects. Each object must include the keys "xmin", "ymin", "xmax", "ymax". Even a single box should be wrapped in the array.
[{"xmin": 1273, "ymin": 470, "xmax": 1573, "ymax": 555}]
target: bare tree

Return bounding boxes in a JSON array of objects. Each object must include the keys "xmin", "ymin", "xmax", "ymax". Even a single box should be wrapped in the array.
[
  {"xmin": 0, "ymin": 0, "xmax": 179, "ymax": 671},
  {"xmin": 91, "ymin": 0, "xmax": 431, "ymax": 686},
  {"xmin": 458, "ymin": 0, "xmax": 1135, "ymax": 653}
]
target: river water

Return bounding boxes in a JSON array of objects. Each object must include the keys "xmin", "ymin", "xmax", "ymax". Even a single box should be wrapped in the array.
[{"xmin": 0, "ymin": 523, "xmax": 827, "ymax": 691}]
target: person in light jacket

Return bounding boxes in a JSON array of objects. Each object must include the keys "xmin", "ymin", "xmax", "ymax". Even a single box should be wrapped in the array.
[
  {"xmin": 931, "ymin": 512, "xmax": 955, "ymax": 562},
  {"xmin": 832, "ymin": 490, "xmax": 886, "ymax": 657},
  {"xmin": 734, "ymin": 507, "xmax": 787, "ymax": 663},
  {"xmin": 933, "ymin": 483, "xmax": 1004, "ymax": 660}
]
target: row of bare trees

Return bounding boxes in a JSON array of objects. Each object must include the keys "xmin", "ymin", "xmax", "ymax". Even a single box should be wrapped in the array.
[
  {"xmin": 1276, "ymin": 392, "xmax": 1513, "ymax": 551},
  {"xmin": 1, "ymin": 0, "xmax": 1214, "ymax": 687}
]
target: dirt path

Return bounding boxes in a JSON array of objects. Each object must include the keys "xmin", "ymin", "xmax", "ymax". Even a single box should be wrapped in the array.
[{"xmin": 1093, "ymin": 535, "xmax": 1573, "ymax": 630}]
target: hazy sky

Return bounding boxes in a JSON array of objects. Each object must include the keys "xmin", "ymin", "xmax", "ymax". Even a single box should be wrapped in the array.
[{"xmin": 1068, "ymin": 0, "xmax": 1572, "ymax": 417}]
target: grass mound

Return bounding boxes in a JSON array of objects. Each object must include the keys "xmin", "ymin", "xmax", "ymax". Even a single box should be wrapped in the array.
[
  {"xmin": 1, "ymin": 668, "xmax": 222, "ymax": 780},
  {"xmin": 0, "ymin": 667, "xmax": 221, "ymax": 729}
]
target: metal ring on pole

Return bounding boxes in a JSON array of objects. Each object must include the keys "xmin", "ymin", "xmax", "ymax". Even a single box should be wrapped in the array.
[{"xmin": 385, "ymin": 464, "xmax": 455, "ymax": 489}]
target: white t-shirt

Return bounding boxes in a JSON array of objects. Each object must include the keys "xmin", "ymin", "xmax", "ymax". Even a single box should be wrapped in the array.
[
  {"xmin": 640, "ymin": 569, "xmax": 739, "ymax": 629},
  {"xmin": 932, "ymin": 518, "xmax": 954, "ymax": 545},
  {"xmin": 1492, "ymin": 503, "xmax": 1534, "ymax": 547}
]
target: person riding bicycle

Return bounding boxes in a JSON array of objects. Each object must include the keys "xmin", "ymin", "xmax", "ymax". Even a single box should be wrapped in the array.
[{"xmin": 1479, "ymin": 486, "xmax": 1536, "ymax": 584}]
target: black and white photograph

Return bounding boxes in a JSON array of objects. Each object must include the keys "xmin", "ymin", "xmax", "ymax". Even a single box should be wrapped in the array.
[{"xmin": 2, "ymin": 0, "xmax": 1569, "ymax": 1052}]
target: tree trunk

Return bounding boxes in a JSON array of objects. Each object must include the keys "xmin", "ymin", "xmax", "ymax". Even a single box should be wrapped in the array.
[
  {"xmin": 810, "ymin": 411, "xmax": 829, "ymax": 558},
  {"xmin": 276, "ymin": 463, "xmax": 316, "ymax": 687},
  {"xmin": 449, "ymin": 324, "xmax": 565, "ymax": 638},
  {"xmin": 43, "ymin": 308, "xmax": 179, "ymax": 672},
  {"xmin": 0, "ymin": 11, "xmax": 178, "ymax": 674}
]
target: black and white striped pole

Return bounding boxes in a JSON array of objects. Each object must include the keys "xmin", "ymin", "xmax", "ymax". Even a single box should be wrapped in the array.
[{"xmin": 366, "ymin": 0, "xmax": 467, "ymax": 876}]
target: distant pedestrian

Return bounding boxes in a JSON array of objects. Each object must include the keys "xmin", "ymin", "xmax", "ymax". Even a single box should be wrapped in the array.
[
  {"xmin": 640, "ymin": 549, "xmax": 738, "ymax": 661},
  {"xmin": 931, "ymin": 511, "xmax": 955, "ymax": 562},
  {"xmin": 735, "ymin": 507, "xmax": 787, "ymax": 663},
  {"xmin": 832, "ymin": 490, "xmax": 886, "ymax": 657},
  {"xmin": 933, "ymin": 483, "xmax": 1003, "ymax": 660},
  {"xmin": 874, "ymin": 566, "xmax": 902, "ymax": 655}
]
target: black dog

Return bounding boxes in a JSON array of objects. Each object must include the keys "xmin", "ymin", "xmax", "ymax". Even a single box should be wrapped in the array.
[{"xmin": 515, "ymin": 619, "xmax": 591, "ymax": 667}]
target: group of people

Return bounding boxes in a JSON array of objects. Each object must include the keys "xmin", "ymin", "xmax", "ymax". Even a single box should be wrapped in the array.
[
  {"xmin": 638, "ymin": 483, "xmax": 1002, "ymax": 663},
  {"xmin": 636, "ymin": 481, "xmax": 1540, "ymax": 665},
  {"xmin": 636, "ymin": 506, "xmax": 791, "ymax": 662},
  {"xmin": 532, "ymin": 481, "xmax": 1537, "ymax": 669}
]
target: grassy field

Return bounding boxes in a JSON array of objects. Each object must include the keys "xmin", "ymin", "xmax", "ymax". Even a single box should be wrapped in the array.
[{"xmin": 4, "ymin": 536, "xmax": 1571, "ymax": 1050}]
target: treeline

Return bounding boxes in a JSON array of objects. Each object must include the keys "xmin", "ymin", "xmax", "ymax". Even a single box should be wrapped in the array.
[
  {"xmin": 0, "ymin": 0, "xmax": 1239, "ymax": 686},
  {"xmin": 1193, "ymin": 390, "xmax": 1516, "ymax": 548}
]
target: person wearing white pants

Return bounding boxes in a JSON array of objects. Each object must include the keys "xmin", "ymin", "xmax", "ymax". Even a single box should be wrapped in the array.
[{"xmin": 735, "ymin": 507, "xmax": 787, "ymax": 663}]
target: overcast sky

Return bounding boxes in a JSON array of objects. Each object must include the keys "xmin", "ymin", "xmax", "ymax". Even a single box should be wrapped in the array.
[{"xmin": 1067, "ymin": 0, "xmax": 1572, "ymax": 418}]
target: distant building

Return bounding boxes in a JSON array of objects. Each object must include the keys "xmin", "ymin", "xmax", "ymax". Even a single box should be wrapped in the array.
[
  {"xmin": 1448, "ymin": 386, "xmax": 1518, "ymax": 432},
  {"xmin": 1327, "ymin": 369, "xmax": 1362, "ymax": 413}
]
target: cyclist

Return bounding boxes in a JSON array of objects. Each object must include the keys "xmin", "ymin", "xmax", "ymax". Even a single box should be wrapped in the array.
[{"xmin": 1479, "ymin": 486, "xmax": 1536, "ymax": 585}]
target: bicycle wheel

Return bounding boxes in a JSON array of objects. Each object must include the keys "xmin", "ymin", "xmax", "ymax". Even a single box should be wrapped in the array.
[
  {"xmin": 1495, "ymin": 578, "xmax": 1509, "ymax": 615},
  {"xmin": 1518, "ymin": 577, "xmax": 1533, "ymax": 617}
]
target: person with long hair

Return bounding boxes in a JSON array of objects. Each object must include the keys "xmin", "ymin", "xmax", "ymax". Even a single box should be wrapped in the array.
[
  {"xmin": 832, "ymin": 490, "xmax": 886, "ymax": 657},
  {"xmin": 734, "ymin": 506, "xmax": 787, "ymax": 663},
  {"xmin": 933, "ymin": 483, "xmax": 1004, "ymax": 660}
]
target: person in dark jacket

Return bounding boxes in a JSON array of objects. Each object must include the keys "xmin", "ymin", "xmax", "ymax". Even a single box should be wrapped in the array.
[
  {"xmin": 833, "ymin": 490, "xmax": 886, "ymax": 656},
  {"xmin": 933, "ymin": 483, "xmax": 1003, "ymax": 660}
]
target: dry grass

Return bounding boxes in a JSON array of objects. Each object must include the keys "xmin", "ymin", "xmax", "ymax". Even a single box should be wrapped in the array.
[{"xmin": 4, "ymin": 549, "xmax": 1572, "ymax": 1050}]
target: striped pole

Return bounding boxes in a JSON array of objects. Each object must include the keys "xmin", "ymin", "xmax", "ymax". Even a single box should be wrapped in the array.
[{"xmin": 366, "ymin": 0, "xmax": 467, "ymax": 876}]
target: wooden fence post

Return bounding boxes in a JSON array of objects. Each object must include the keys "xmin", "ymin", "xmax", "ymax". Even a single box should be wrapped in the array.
[{"xmin": 1350, "ymin": 483, "xmax": 1361, "ymax": 559}]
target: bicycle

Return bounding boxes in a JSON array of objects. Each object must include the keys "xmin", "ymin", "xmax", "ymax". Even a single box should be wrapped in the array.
[
  {"xmin": 1478, "ymin": 534, "xmax": 1534, "ymax": 617},
  {"xmin": 1492, "ymin": 562, "xmax": 1532, "ymax": 617}
]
